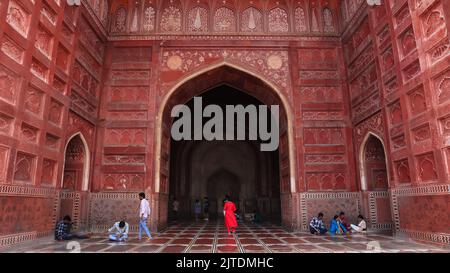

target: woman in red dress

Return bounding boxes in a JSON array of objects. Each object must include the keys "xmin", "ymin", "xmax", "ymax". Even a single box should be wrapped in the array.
[{"xmin": 223, "ymin": 196, "xmax": 238, "ymax": 234}]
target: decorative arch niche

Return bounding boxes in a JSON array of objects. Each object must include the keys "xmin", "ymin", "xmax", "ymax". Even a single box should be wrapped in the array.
[
  {"xmin": 62, "ymin": 132, "xmax": 91, "ymax": 192},
  {"xmin": 359, "ymin": 132, "xmax": 389, "ymax": 191}
]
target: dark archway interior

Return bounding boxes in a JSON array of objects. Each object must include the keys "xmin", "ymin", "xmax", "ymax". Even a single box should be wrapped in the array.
[{"xmin": 168, "ymin": 85, "xmax": 281, "ymax": 222}]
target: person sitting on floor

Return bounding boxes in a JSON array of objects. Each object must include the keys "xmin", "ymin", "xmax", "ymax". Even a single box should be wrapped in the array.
[
  {"xmin": 55, "ymin": 215, "xmax": 91, "ymax": 241},
  {"xmin": 329, "ymin": 215, "xmax": 349, "ymax": 235},
  {"xmin": 350, "ymin": 215, "xmax": 367, "ymax": 233},
  {"xmin": 108, "ymin": 220, "xmax": 129, "ymax": 242},
  {"xmin": 309, "ymin": 212, "xmax": 327, "ymax": 235},
  {"xmin": 252, "ymin": 210, "xmax": 262, "ymax": 225},
  {"xmin": 339, "ymin": 211, "xmax": 351, "ymax": 231}
]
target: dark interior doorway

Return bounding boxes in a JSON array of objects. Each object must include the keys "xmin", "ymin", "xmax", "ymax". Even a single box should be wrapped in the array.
[{"xmin": 168, "ymin": 85, "xmax": 281, "ymax": 223}]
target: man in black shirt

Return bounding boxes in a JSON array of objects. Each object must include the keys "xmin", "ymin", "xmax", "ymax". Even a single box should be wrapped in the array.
[{"xmin": 55, "ymin": 215, "xmax": 91, "ymax": 241}]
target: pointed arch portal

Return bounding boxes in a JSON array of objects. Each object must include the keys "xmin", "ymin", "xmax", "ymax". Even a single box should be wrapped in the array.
[{"xmin": 154, "ymin": 63, "xmax": 296, "ymax": 228}]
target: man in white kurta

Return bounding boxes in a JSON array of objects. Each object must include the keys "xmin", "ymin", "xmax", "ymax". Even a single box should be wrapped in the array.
[
  {"xmin": 108, "ymin": 221, "xmax": 129, "ymax": 242},
  {"xmin": 138, "ymin": 192, "xmax": 152, "ymax": 240},
  {"xmin": 351, "ymin": 215, "xmax": 367, "ymax": 233}
]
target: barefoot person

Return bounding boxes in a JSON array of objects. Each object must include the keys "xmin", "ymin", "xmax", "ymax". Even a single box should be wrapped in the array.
[
  {"xmin": 339, "ymin": 212, "xmax": 351, "ymax": 231},
  {"xmin": 108, "ymin": 220, "xmax": 129, "ymax": 242},
  {"xmin": 309, "ymin": 212, "xmax": 327, "ymax": 235},
  {"xmin": 351, "ymin": 215, "xmax": 367, "ymax": 233},
  {"xmin": 223, "ymin": 195, "xmax": 238, "ymax": 234},
  {"xmin": 55, "ymin": 215, "xmax": 91, "ymax": 241},
  {"xmin": 329, "ymin": 215, "xmax": 349, "ymax": 236},
  {"xmin": 138, "ymin": 192, "xmax": 152, "ymax": 240}
]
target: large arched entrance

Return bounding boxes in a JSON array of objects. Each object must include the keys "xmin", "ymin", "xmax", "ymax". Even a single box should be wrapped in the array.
[
  {"xmin": 154, "ymin": 64, "xmax": 295, "ymax": 229},
  {"xmin": 168, "ymin": 86, "xmax": 281, "ymax": 222}
]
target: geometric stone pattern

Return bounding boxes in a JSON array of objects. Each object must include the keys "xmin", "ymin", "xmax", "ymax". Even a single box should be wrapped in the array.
[
  {"xmin": 299, "ymin": 192, "xmax": 361, "ymax": 231},
  {"xmin": 368, "ymin": 191, "xmax": 393, "ymax": 230},
  {"xmin": 88, "ymin": 192, "xmax": 142, "ymax": 231},
  {"xmin": 3, "ymin": 222, "xmax": 448, "ymax": 253},
  {"xmin": 0, "ymin": 0, "xmax": 449, "ymax": 250}
]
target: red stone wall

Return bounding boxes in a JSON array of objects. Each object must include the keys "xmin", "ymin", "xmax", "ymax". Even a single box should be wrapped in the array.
[
  {"xmin": 93, "ymin": 44, "xmax": 154, "ymax": 192},
  {"xmin": 297, "ymin": 45, "xmax": 356, "ymax": 193},
  {"xmin": 343, "ymin": 0, "xmax": 450, "ymax": 243},
  {"xmin": 0, "ymin": 0, "xmax": 105, "ymax": 248},
  {"xmin": 397, "ymin": 195, "xmax": 449, "ymax": 233}
]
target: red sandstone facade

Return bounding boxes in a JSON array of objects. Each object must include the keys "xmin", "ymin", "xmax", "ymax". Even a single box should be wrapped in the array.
[{"xmin": 0, "ymin": 0, "xmax": 449, "ymax": 249}]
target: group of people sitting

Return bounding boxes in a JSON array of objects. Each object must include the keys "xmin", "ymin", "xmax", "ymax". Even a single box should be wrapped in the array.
[
  {"xmin": 309, "ymin": 212, "xmax": 367, "ymax": 236},
  {"xmin": 55, "ymin": 215, "xmax": 130, "ymax": 242},
  {"xmin": 55, "ymin": 192, "xmax": 153, "ymax": 243}
]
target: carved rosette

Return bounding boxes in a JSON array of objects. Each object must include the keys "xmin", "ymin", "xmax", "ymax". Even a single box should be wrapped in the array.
[{"xmin": 162, "ymin": 49, "xmax": 290, "ymax": 95}]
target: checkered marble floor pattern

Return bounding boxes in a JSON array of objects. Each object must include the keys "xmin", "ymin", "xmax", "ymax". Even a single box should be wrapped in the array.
[{"xmin": 4, "ymin": 222, "xmax": 449, "ymax": 253}]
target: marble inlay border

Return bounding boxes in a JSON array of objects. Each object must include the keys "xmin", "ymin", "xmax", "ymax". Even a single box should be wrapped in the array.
[
  {"xmin": 299, "ymin": 192, "xmax": 362, "ymax": 231},
  {"xmin": 89, "ymin": 192, "xmax": 141, "ymax": 200},
  {"xmin": 368, "ymin": 191, "xmax": 391, "ymax": 228},
  {"xmin": 0, "ymin": 232, "xmax": 37, "ymax": 249},
  {"xmin": 398, "ymin": 229, "xmax": 450, "ymax": 245},
  {"xmin": 0, "ymin": 185, "xmax": 56, "ymax": 198},
  {"xmin": 301, "ymin": 192, "xmax": 361, "ymax": 200},
  {"xmin": 393, "ymin": 185, "xmax": 450, "ymax": 196}
]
